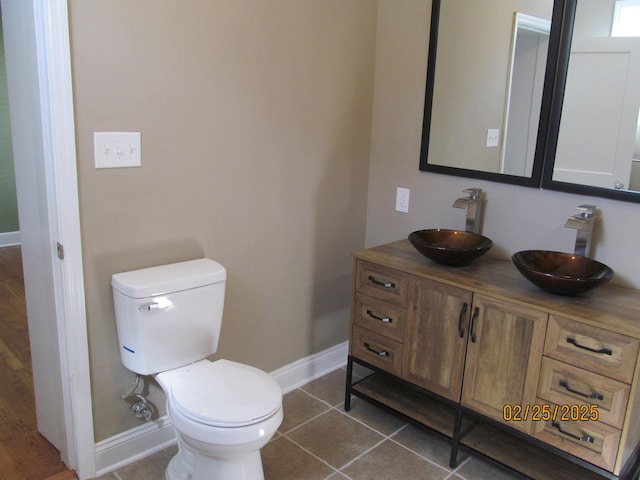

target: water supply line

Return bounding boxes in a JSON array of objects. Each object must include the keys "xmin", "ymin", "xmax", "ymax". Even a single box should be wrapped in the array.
[{"xmin": 120, "ymin": 374, "xmax": 141, "ymax": 400}]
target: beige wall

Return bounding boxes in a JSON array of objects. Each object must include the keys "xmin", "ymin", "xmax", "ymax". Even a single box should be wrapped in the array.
[
  {"xmin": 69, "ymin": 0, "xmax": 376, "ymax": 441},
  {"xmin": 368, "ymin": 0, "xmax": 640, "ymax": 290}
]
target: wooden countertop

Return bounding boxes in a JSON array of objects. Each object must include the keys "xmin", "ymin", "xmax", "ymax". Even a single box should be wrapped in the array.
[{"xmin": 353, "ymin": 239, "xmax": 640, "ymax": 338}]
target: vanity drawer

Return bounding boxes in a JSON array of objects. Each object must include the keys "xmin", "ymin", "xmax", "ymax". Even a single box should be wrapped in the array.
[
  {"xmin": 532, "ymin": 398, "xmax": 621, "ymax": 472},
  {"xmin": 544, "ymin": 316, "xmax": 639, "ymax": 384},
  {"xmin": 355, "ymin": 261, "xmax": 409, "ymax": 306},
  {"xmin": 351, "ymin": 327, "xmax": 403, "ymax": 376},
  {"xmin": 538, "ymin": 357, "xmax": 630, "ymax": 429},
  {"xmin": 353, "ymin": 294, "xmax": 405, "ymax": 342}
]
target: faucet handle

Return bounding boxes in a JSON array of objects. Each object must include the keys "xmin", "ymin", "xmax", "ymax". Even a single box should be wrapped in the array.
[
  {"xmin": 576, "ymin": 205, "xmax": 596, "ymax": 218},
  {"xmin": 463, "ymin": 188, "xmax": 482, "ymax": 199}
]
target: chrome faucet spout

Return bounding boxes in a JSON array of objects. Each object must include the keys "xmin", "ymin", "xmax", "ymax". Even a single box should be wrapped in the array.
[
  {"xmin": 564, "ymin": 205, "xmax": 596, "ymax": 257},
  {"xmin": 452, "ymin": 188, "xmax": 483, "ymax": 234}
]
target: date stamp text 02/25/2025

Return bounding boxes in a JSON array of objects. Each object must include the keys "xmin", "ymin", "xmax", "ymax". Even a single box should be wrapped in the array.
[{"xmin": 503, "ymin": 404, "xmax": 599, "ymax": 422}]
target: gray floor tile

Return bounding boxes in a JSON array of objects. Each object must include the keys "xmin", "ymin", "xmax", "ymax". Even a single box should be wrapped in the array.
[
  {"xmin": 325, "ymin": 473, "xmax": 349, "ymax": 479},
  {"xmin": 300, "ymin": 368, "xmax": 347, "ymax": 407},
  {"xmin": 392, "ymin": 423, "xmax": 469, "ymax": 469},
  {"xmin": 343, "ymin": 396, "xmax": 407, "ymax": 436},
  {"xmin": 342, "ymin": 439, "xmax": 450, "ymax": 480},
  {"xmin": 262, "ymin": 435, "xmax": 334, "ymax": 480},
  {"xmin": 279, "ymin": 388, "xmax": 331, "ymax": 434},
  {"xmin": 115, "ymin": 445, "xmax": 177, "ymax": 479},
  {"xmin": 455, "ymin": 456, "xmax": 522, "ymax": 480},
  {"xmin": 287, "ymin": 409, "xmax": 383, "ymax": 469}
]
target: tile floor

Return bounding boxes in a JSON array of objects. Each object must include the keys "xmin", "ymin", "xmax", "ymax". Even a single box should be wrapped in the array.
[{"xmin": 93, "ymin": 367, "xmax": 520, "ymax": 480}]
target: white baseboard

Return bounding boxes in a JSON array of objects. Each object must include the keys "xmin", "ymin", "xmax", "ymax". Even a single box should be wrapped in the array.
[
  {"xmin": 93, "ymin": 341, "xmax": 348, "ymax": 476},
  {"xmin": 271, "ymin": 341, "xmax": 348, "ymax": 394},
  {"xmin": 94, "ymin": 417, "xmax": 176, "ymax": 477},
  {"xmin": 0, "ymin": 231, "xmax": 20, "ymax": 247}
]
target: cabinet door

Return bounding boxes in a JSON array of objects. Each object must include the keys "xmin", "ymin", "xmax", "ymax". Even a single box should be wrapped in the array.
[
  {"xmin": 461, "ymin": 295, "xmax": 548, "ymax": 433},
  {"xmin": 403, "ymin": 277, "xmax": 472, "ymax": 402}
]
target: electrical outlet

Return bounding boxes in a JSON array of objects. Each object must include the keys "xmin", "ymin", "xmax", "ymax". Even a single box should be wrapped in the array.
[{"xmin": 395, "ymin": 187, "xmax": 410, "ymax": 213}]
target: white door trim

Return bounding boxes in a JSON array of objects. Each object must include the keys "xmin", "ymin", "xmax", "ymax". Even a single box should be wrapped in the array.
[{"xmin": 33, "ymin": 1, "xmax": 95, "ymax": 477}]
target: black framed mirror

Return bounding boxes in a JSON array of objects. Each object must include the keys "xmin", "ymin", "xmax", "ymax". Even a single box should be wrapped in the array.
[
  {"xmin": 541, "ymin": 0, "xmax": 640, "ymax": 203},
  {"xmin": 419, "ymin": 0, "xmax": 568, "ymax": 188}
]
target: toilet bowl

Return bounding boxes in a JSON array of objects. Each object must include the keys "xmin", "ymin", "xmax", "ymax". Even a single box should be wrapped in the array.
[
  {"xmin": 111, "ymin": 259, "xmax": 283, "ymax": 480},
  {"xmin": 156, "ymin": 359, "xmax": 282, "ymax": 480}
]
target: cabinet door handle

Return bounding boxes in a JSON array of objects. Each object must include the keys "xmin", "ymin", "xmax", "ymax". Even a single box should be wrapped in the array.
[
  {"xmin": 364, "ymin": 342, "xmax": 390, "ymax": 357},
  {"xmin": 470, "ymin": 307, "xmax": 479, "ymax": 343},
  {"xmin": 367, "ymin": 275, "xmax": 395, "ymax": 289},
  {"xmin": 566, "ymin": 337, "xmax": 613, "ymax": 356},
  {"xmin": 552, "ymin": 422, "xmax": 595, "ymax": 444},
  {"xmin": 366, "ymin": 310, "xmax": 393, "ymax": 323},
  {"xmin": 559, "ymin": 380, "xmax": 604, "ymax": 401},
  {"xmin": 457, "ymin": 302, "xmax": 468, "ymax": 338}
]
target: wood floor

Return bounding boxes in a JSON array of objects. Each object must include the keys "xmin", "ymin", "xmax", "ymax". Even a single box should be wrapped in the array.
[{"xmin": 0, "ymin": 246, "xmax": 76, "ymax": 480}]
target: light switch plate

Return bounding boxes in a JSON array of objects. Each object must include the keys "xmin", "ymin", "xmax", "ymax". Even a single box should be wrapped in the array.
[
  {"xmin": 486, "ymin": 129, "xmax": 500, "ymax": 148},
  {"xmin": 94, "ymin": 132, "xmax": 141, "ymax": 169}
]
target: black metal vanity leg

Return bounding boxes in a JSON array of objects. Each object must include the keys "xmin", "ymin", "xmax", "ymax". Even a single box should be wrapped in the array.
[
  {"xmin": 345, "ymin": 356, "xmax": 353, "ymax": 411},
  {"xmin": 450, "ymin": 408, "xmax": 463, "ymax": 469}
]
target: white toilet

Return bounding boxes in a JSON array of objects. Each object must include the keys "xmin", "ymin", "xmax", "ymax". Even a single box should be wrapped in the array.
[{"xmin": 111, "ymin": 258, "xmax": 283, "ymax": 480}]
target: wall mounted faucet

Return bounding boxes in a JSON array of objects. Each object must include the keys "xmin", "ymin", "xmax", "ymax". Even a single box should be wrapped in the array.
[
  {"xmin": 564, "ymin": 205, "xmax": 596, "ymax": 257},
  {"xmin": 452, "ymin": 188, "xmax": 483, "ymax": 234}
]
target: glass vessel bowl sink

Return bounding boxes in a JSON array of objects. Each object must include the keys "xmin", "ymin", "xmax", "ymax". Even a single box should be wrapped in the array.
[
  {"xmin": 511, "ymin": 250, "xmax": 614, "ymax": 296},
  {"xmin": 408, "ymin": 229, "xmax": 493, "ymax": 266}
]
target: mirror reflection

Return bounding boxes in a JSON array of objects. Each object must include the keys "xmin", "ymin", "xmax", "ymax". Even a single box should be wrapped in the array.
[
  {"xmin": 552, "ymin": 0, "xmax": 640, "ymax": 192},
  {"xmin": 423, "ymin": 0, "xmax": 553, "ymax": 178}
]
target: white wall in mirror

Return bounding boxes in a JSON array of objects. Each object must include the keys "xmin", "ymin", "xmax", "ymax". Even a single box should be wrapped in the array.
[
  {"xmin": 613, "ymin": 0, "xmax": 640, "ymax": 186},
  {"xmin": 553, "ymin": 0, "xmax": 640, "ymax": 191},
  {"xmin": 502, "ymin": 13, "xmax": 550, "ymax": 176}
]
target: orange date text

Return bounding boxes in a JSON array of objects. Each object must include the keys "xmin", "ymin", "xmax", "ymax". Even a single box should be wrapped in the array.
[{"xmin": 502, "ymin": 404, "xmax": 599, "ymax": 422}]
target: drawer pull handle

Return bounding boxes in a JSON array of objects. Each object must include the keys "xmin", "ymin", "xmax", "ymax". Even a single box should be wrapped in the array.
[
  {"xmin": 364, "ymin": 342, "xmax": 390, "ymax": 357},
  {"xmin": 552, "ymin": 422, "xmax": 595, "ymax": 444},
  {"xmin": 566, "ymin": 337, "xmax": 613, "ymax": 356},
  {"xmin": 470, "ymin": 307, "xmax": 480, "ymax": 343},
  {"xmin": 457, "ymin": 302, "xmax": 468, "ymax": 338},
  {"xmin": 559, "ymin": 380, "xmax": 604, "ymax": 401},
  {"xmin": 366, "ymin": 310, "xmax": 393, "ymax": 323},
  {"xmin": 368, "ymin": 276, "xmax": 395, "ymax": 289}
]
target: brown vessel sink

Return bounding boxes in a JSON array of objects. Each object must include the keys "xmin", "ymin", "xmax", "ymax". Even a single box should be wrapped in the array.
[
  {"xmin": 408, "ymin": 229, "xmax": 493, "ymax": 266},
  {"xmin": 512, "ymin": 250, "xmax": 614, "ymax": 296}
]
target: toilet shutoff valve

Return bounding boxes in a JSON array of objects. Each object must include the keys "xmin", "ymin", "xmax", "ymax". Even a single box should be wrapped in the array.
[{"xmin": 130, "ymin": 394, "xmax": 153, "ymax": 421}]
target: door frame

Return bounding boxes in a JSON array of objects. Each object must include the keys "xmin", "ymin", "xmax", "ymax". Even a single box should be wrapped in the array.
[{"xmin": 2, "ymin": 1, "xmax": 95, "ymax": 477}]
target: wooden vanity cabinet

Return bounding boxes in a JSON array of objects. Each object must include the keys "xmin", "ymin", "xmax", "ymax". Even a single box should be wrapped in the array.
[
  {"xmin": 402, "ymin": 277, "xmax": 471, "ymax": 402},
  {"xmin": 461, "ymin": 295, "xmax": 548, "ymax": 434},
  {"xmin": 346, "ymin": 240, "xmax": 640, "ymax": 480},
  {"xmin": 349, "ymin": 262, "xmax": 408, "ymax": 376},
  {"xmin": 532, "ymin": 316, "xmax": 640, "ymax": 472}
]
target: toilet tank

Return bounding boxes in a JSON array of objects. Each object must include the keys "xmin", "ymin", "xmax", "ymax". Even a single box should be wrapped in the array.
[{"xmin": 111, "ymin": 258, "xmax": 226, "ymax": 375}]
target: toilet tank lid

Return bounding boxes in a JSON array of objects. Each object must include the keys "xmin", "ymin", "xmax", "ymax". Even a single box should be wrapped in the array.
[{"xmin": 111, "ymin": 258, "xmax": 226, "ymax": 298}]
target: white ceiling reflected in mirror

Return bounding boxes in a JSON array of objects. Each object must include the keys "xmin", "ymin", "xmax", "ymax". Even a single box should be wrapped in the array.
[
  {"xmin": 553, "ymin": 0, "xmax": 640, "ymax": 191},
  {"xmin": 422, "ymin": 0, "xmax": 553, "ymax": 180}
]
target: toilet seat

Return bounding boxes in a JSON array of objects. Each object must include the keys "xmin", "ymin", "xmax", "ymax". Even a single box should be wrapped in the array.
[{"xmin": 169, "ymin": 359, "xmax": 282, "ymax": 427}]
